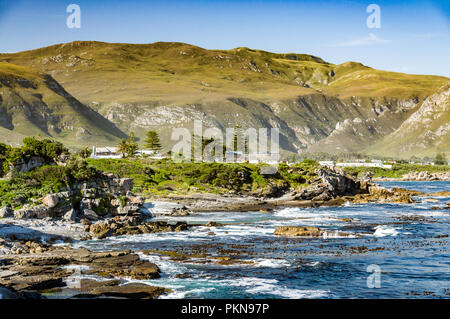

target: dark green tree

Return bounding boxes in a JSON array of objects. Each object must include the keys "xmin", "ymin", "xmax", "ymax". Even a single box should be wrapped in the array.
[
  {"xmin": 117, "ymin": 131, "xmax": 139, "ymax": 158},
  {"xmin": 434, "ymin": 153, "xmax": 446, "ymax": 165},
  {"xmin": 144, "ymin": 130, "xmax": 162, "ymax": 152}
]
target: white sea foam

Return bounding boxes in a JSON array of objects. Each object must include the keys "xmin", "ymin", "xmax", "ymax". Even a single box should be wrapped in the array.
[
  {"xmin": 224, "ymin": 277, "xmax": 328, "ymax": 299},
  {"xmin": 373, "ymin": 225, "xmax": 399, "ymax": 237},
  {"xmin": 252, "ymin": 258, "xmax": 291, "ymax": 268},
  {"xmin": 161, "ymin": 287, "xmax": 216, "ymax": 299},
  {"xmin": 138, "ymin": 252, "xmax": 189, "ymax": 274},
  {"xmin": 305, "ymin": 261, "xmax": 321, "ymax": 267}
]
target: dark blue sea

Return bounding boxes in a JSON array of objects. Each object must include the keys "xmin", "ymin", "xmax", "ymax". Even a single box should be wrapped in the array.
[{"xmin": 74, "ymin": 181, "xmax": 450, "ymax": 299}]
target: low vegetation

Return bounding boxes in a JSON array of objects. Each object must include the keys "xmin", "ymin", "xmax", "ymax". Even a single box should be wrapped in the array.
[
  {"xmin": 86, "ymin": 158, "xmax": 320, "ymax": 197},
  {"xmin": 0, "ymin": 137, "xmax": 447, "ymax": 209},
  {"xmin": 0, "ymin": 160, "xmax": 101, "ymax": 208}
]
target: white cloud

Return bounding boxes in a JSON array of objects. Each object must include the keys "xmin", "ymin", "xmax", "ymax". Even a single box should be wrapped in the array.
[{"xmin": 333, "ymin": 33, "xmax": 391, "ymax": 47}]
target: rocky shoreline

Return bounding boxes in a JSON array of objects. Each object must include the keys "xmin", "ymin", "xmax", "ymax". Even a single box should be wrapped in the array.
[
  {"xmin": 1, "ymin": 166, "xmax": 448, "ymax": 299},
  {"xmin": 0, "ymin": 246, "xmax": 167, "ymax": 299},
  {"xmin": 373, "ymin": 171, "xmax": 450, "ymax": 182}
]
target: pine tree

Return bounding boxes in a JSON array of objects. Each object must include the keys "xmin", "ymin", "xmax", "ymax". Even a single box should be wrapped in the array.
[
  {"xmin": 118, "ymin": 131, "xmax": 138, "ymax": 158},
  {"xmin": 434, "ymin": 153, "xmax": 446, "ymax": 165},
  {"xmin": 144, "ymin": 130, "xmax": 162, "ymax": 152}
]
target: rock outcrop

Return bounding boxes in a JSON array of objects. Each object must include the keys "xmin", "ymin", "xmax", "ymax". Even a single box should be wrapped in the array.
[
  {"xmin": 86, "ymin": 219, "xmax": 192, "ymax": 240},
  {"xmin": 350, "ymin": 185, "xmax": 418, "ymax": 204},
  {"xmin": 401, "ymin": 171, "xmax": 450, "ymax": 181},
  {"xmin": 8, "ymin": 173, "xmax": 143, "ymax": 221},
  {"xmin": 274, "ymin": 226, "xmax": 323, "ymax": 237},
  {"xmin": 0, "ymin": 246, "xmax": 166, "ymax": 299},
  {"xmin": 294, "ymin": 167, "xmax": 367, "ymax": 201}
]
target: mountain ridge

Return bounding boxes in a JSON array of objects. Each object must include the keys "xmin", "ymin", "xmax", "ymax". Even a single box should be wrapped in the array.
[{"xmin": 0, "ymin": 41, "xmax": 448, "ymax": 157}]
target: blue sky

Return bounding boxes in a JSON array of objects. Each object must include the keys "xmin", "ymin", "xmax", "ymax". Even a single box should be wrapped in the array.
[{"xmin": 0, "ymin": 0, "xmax": 449, "ymax": 77}]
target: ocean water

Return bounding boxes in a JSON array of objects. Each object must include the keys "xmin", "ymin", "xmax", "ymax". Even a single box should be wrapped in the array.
[{"xmin": 74, "ymin": 181, "xmax": 450, "ymax": 299}]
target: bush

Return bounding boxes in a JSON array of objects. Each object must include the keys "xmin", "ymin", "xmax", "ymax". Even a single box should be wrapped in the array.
[{"xmin": 2, "ymin": 137, "xmax": 69, "ymax": 171}]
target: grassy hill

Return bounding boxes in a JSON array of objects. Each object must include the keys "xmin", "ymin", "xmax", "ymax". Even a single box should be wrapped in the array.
[
  {"xmin": 1, "ymin": 41, "xmax": 448, "ymax": 156},
  {"xmin": 1, "ymin": 41, "xmax": 446, "ymax": 102},
  {"xmin": 0, "ymin": 62, "xmax": 126, "ymax": 149}
]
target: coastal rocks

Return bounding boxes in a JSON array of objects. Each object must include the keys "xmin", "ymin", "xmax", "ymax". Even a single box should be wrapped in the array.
[
  {"xmin": 87, "ymin": 253, "xmax": 161, "ymax": 279},
  {"xmin": 11, "ymin": 174, "xmax": 143, "ymax": 221},
  {"xmin": 274, "ymin": 226, "xmax": 354, "ymax": 238},
  {"xmin": 0, "ymin": 206, "xmax": 13, "ymax": 218},
  {"xmin": 254, "ymin": 181, "xmax": 290, "ymax": 198},
  {"xmin": 86, "ymin": 219, "xmax": 192, "ymax": 239},
  {"xmin": 350, "ymin": 185, "xmax": 416, "ymax": 204},
  {"xmin": 401, "ymin": 171, "xmax": 450, "ymax": 181},
  {"xmin": 63, "ymin": 209, "xmax": 77, "ymax": 222},
  {"xmin": 42, "ymin": 194, "xmax": 60, "ymax": 208},
  {"xmin": 274, "ymin": 226, "xmax": 323, "ymax": 237},
  {"xmin": 82, "ymin": 209, "xmax": 99, "ymax": 221},
  {"xmin": 75, "ymin": 281, "xmax": 166, "ymax": 299},
  {"xmin": 0, "ymin": 240, "xmax": 49, "ymax": 256},
  {"xmin": 294, "ymin": 168, "xmax": 367, "ymax": 201},
  {"xmin": 0, "ymin": 286, "xmax": 43, "ymax": 299},
  {"xmin": 8, "ymin": 156, "xmax": 45, "ymax": 174},
  {"xmin": 425, "ymin": 191, "xmax": 450, "ymax": 197},
  {"xmin": 317, "ymin": 168, "xmax": 365, "ymax": 197},
  {"xmin": 0, "ymin": 246, "xmax": 165, "ymax": 298},
  {"xmin": 205, "ymin": 221, "xmax": 223, "ymax": 227},
  {"xmin": 170, "ymin": 206, "xmax": 192, "ymax": 216},
  {"xmin": 13, "ymin": 206, "xmax": 37, "ymax": 219}
]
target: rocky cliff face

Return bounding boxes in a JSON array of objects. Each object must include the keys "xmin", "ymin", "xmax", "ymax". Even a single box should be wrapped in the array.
[
  {"xmin": 91, "ymin": 94, "xmax": 423, "ymax": 155},
  {"xmin": 1, "ymin": 173, "xmax": 143, "ymax": 222},
  {"xmin": 368, "ymin": 84, "xmax": 450, "ymax": 157}
]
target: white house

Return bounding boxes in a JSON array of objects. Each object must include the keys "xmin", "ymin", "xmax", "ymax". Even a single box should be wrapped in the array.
[
  {"xmin": 91, "ymin": 146, "xmax": 123, "ymax": 159},
  {"xmin": 336, "ymin": 162, "xmax": 392, "ymax": 169},
  {"xmin": 90, "ymin": 147, "xmax": 166, "ymax": 159}
]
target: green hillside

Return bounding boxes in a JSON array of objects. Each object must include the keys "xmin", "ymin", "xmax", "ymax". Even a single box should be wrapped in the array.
[
  {"xmin": 0, "ymin": 62, "xmax": 126, "ymax": 149},
  {"xmin": 1, "ymin": 41, "xmax": 448, "ymax": 157}
]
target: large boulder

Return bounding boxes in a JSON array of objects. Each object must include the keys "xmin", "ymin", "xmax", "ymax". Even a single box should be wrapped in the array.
[
  {"xmin": 63, "ymin": 209, "xmax": 77, "ymax": 222},
  {"xmin": 14, "ymin": 207, "xmax": 35, "ymax": 219},
  {"xmin": 9, "ymin": 156, "xmax": 45, "ymax": 173},
  {"xmin": 42, "ymin": 194, "xmax": 60, "ymax": 208},
  {"xmin": 82, "ymin": 209, "xmax": 99, "ymax": 221},
  {"xmin": 274, "ymin": 226, "xmax": 323, "ymax": 237},
  {"xmin": 316, "ymin": 168, "xmax": 362, "ymax": 197},
  {"xmin": 0, "ymin": 206, "xmax": 13, "ymax": 218}
]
